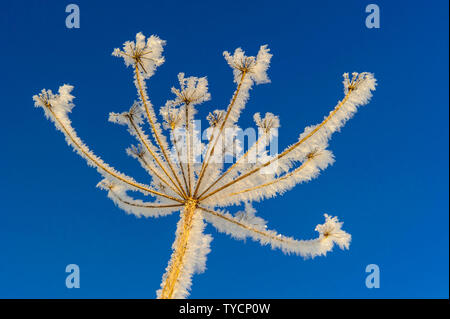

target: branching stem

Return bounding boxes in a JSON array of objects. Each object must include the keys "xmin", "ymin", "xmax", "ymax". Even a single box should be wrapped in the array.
[
  {"xmin": 110, "ymin": 188, "xmax": 184, "ymax": 209},
  {"xmin": 128, "ymin": 117, "xmax": 185, "ymax": 198},
  {"xmin": 198, "ymin": 206, "xmax": 290, "ymax": 244},
  {"xmin": 226, "ymin": 157, "xmax": 313, "ymax": 197},
  {"xmin": 199, "ymin": 88, "xmax": 354, "ymax": 201},
  {"xmin": 193, "ymin": 71, "xmax": 247, "ymax": 197},
  {"xmin": 171, "ymin": 128, "xmax": 190, "ymax": 196},
  {"xmin": 134, "ymin": 65, "xmax": 188, "ymax": 198},
  {"xmin": 185, "ymin": 104, "xmax": 193, "ymax": 196},
  {"xmin": 197, "ymin": 137, "xmax": 263, "ymax": 199},
  {"xmin": 46, "ymin": 103, "xmax": 183, "ymax": 203}
]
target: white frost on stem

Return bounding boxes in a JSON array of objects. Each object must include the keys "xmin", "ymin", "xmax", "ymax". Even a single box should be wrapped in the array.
[
  {"xmin": 275, "ymin": 72, "xmax": 377, "ymax": 174},
  {"xmin": 156, "ymin": 208, "xmax": 212, "ymax": 299},
  {"xmin": 97, "ymin": 180, "xmax": 182, "ymax": 218},
  {"xmin": 212, "ymin": 149, "xmax": 335, "ymax": 206},
  {"xmin": 32, "ymin": 85, "xmax": 178, "ymax": 202},
  {"xmin": 200, "ymin": 73, "xmax": 376, "ymax": 204},
  {"xmin": 222, "ymin": 45, "xmax": 272, "ymax": 126},
  {"xmin": 201, "ymin": 207, "xmax": 351, "ymax": 259}
]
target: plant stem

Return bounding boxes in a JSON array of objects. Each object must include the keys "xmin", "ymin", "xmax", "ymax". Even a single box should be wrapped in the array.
[
  {"xmin": 159, "ymin": 200, "xmax": 197, "ymax": 299},
  {"xmin": 46, "ymin": 103, "xmax": 183, "ymax": 203},
  {"xmin": 135, "ymin": 65, "xmax": 188, "ymax": 198},
  {"xmin": 128, "ymin": 117, "xmax": 185, "ymax": 198},
  {"xmin": 199, "ymin": 88, "xmax": 354, "ymax": 201},
  {"xmin": 193, "ymin": 71, "xmax": 247, "ymax": 197}
]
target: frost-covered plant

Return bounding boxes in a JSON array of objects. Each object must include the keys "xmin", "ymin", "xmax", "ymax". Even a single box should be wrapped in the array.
[{"xmin": 33, "ymin": 32, "xmax": 376, "ymax": 299}]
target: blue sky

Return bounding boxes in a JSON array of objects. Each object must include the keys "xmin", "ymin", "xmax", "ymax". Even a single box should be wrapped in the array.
[{"xmin": 0, "ymin": 0, "xmax": 448, "ymax": 298}]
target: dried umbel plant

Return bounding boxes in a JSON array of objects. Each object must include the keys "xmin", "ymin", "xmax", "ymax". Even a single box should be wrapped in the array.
[{"xmin": 33, "ymin": 32, "xmax": 376, "ymax": 299}]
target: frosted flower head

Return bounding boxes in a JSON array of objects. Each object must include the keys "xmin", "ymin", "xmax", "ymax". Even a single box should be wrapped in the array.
[
  {"xmin": 170, "ymin": 73, "xmax": 211, "ymax": 106},
  {"xmin": 154, "ymin": 181, "xmax": 168, "ymax": 193},
  {"xmin": 207, "ymin": 110, "xmax": 225, "ymax": 128},
  {"xmin": 127, "ymin": 144, "xmax": 146, "ymax": 159},
  {"xmin": 223, "ymin": 45, "xmax": 272, "ymax": 84},
  {"xmin": 33, "ymin": 84, "xmax": 75, "ymax": 118},
  {"xmin": 305, "ymin": 149, "xmax": 334, "ymax": 170},
  {"xmin": 343, "ymin": 72, "xmax": 376, "ymax": 94},
  {"xmin": 315, "ymin": 214, "xmax": 351, "ymax": 250},
  {"xmin": 112, "ymin": 32, "xmax": 166, "ymax": 79},
  {"xmin": 97, "ymin": 179, "xmax": 116, "ymax": 191},
  {"xmin": 128, "ymin": 101, "xmax": 144, "ymax": 121},
  {"xmin": 306, "ymin": 149, "xmax": 320, "ymax": 160},
  {"xmin": 33, "ymin": 89, "xmax": 54, "ymax": 108},
  {"xmin": 254, "ymin": 112, "xmax": 280, "ymax": 136},
  {"xmin": 109, "ymin": 101, "xmax": 144, "ymax": 126},
  {"xmin": 160, "ymin": 104, "xmax": 183, "ymax": 130}
]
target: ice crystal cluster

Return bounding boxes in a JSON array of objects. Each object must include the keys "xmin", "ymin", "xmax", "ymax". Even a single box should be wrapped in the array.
[{"xmin": 33, "ymin": 32, "xmax": 376, "ymax": 299}]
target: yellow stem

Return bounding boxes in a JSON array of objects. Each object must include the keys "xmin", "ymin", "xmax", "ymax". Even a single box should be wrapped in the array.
[
  {"xmin": 137, "ymin": 152, "xmax": 185, "ymax": 198},
  {"xmin": 134, "ymin": 65, "xmax": 188, "ymax": 198},
  {"xmin": 185, "ymin": 104, "xmax": 192, "ymax": 196},
  {"xmin": 171, "ymin": 128, "xmax": 190, "ymax": 196},
  {"xmin": 226, "ymin": 158, "xmax": 313, "ymax": 197},
  {"xmin": 193, "ymin": 71, "xmax": 247, "ymax": 197},
  {"xmin": 110, "ymin": 189, "xmax": 184, "ymax": 209},
  {"xmin": 198, "ymin": 206, "xmax": 290, "ymax": 244},
  {"xmin": 128, "ymin": 117, "xmax": 185, "ymax": 198},
  {"xmin": 46, "ymin": 104, "xmax": 183, "ymax": 203},
  {"xmin": 160, "ymin": 200, "xmax": 197, "ymax": 299},
  {"xmin": 197, "ymin": 138, "xmax": 262, "ymax": 199},
  {"xmin": 199, "ymin": 88, "xmax": 354, "ymax": 201}
]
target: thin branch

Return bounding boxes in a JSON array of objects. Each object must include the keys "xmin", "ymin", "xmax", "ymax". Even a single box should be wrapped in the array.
[
  {"xmin": 193, "ymin": 71, "xmax": 247, "ymax": 197},
  {"xmin": 45, "ymin": 103, "xmax": 184, "ymax": 204},
  {"xmin": 128, "ymin": 116, "xmax": 186, "ymax": 198},
  {"xmin": 199, "ymin": 206, "xmax": 291, "ymax": 244},
  {"xmin": 171, "ymin": 127, "xmax": 190, "ymax": 196},
  {"xmin": 136, "ymin": 148, "xmax": 185, "ymax": 198},
  {"xmin": 185, "ymin": 103, "xmax": 193, "ymax": 196},
  {"xmin": 134, "ymin": 64, "xmax": 188, "ymax": 198},
  {"xmin": 226, "ymin": 157, "xmax": 312, "ymax": 197},
  {"xmin": 199, "ymin": 88, "xmax": 354, "ymax": 201},
  {"xmin": 160, "ymin": 201, "xmax": 196, "ymax": 299},
  {"xmin": 197, "ymin": 137, "xmax": 263, "ymax": 199},
  {"xmin": 110, "ymin": 188, "xmax": 184, "ymax": 209}
]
